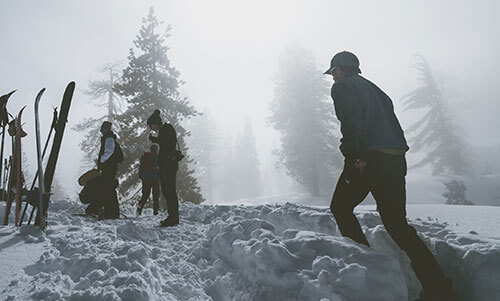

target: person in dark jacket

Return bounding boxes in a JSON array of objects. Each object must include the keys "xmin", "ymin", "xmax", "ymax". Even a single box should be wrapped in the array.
[
  {"xmin": 86, "ymin": 121, "xmax": 121, "ymax": 219},
  {"xmin": 147, "ymin": 110, "xmax": 180, "ymax": 227},
  {"xmin": 325, "ymin": 51, "xmax": 458, "ymax": 301},
  {"xmin": 137, "ymin": 144, "xmax": 160, "ymax": 216}
]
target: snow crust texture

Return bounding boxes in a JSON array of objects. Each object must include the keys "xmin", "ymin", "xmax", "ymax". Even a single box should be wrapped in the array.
[{"xmin": 1, "ymin": 201, "xmax": 499, "ymax": 301}]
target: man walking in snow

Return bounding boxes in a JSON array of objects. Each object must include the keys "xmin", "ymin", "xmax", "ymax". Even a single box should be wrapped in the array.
[
  {"xmin": 91, "ymin": 121, "xmax": 122, "ymax": 219},
  {"xmin": 137, "ymin": 144, "xmax": 160, "ymax": 216},
  {"xmin": 147, "ymin": 110, "xmax": 181, "ymax": 227},
  {"xmin": 325, "ymin": 51, "xmax": 458, "ymax": 301}
]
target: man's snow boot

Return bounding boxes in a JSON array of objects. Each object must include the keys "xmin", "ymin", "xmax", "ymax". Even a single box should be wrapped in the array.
[
  {"xmin": 160, "ymin": 217, "xmax": 179, "ymax": 227},
  {"xmin": 416, "ymin": 278, "xmax": 459, "ymax": 301}
]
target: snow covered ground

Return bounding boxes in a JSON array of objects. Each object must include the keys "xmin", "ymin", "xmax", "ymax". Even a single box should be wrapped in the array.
[{"xmin": 1, "ymin": 199, "xmax": 499, "ymax": 301}]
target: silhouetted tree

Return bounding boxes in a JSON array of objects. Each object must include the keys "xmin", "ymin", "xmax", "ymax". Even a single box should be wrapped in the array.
[
  {"xmin": 233, "ymin": 119, "xmax": 261, "ymax": 198},
  {"xmin": 212, "ymin": 128, "xmax": 236, "ymax": 202},
  {"xmin": 73, "ymin": 62, "xmax": 124, "ymax": 168},
  {"xmin": 185, "ymin": 109, "xmax": 216, "ymax": 202},
  {"xmin": 114, "ymin": 7, "xmax": 203, "ymax": 204},
  {"xmin": 443, "ymin": 179, "xmax": 473, "ymax": 205},
  {"xmin": 269, "ymin": 46, "xmax": 342, "ymax": 196},
  {"xmin": 402, "ymin": 56, "xmax": 471, "ymax": 175}
]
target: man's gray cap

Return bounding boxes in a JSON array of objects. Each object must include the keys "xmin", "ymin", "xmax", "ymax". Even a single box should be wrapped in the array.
[{"xmin": 324, "ymin": 51, "xmax": 360, "ymax": 74}]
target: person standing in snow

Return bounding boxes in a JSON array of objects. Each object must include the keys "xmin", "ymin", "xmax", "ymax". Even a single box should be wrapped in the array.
[
  {"xmin": 325, "ymin": 51, "xmax": 458, "ymax": 301},
  {"xmin": 92, "ymin": 121, "xmax": 122, "ymax": 219},
  {"xmin": 137, "ymin": 144, "xmax": 161, "ymax": 216},
  {"xmin": 147, "ymin": 110, "xmax": 181, "ymax": 227}
]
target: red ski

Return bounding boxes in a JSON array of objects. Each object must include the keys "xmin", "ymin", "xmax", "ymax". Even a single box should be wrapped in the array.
[{"xmin": 15, "ymin": 106, "xmax": 26, "ymax": 226}]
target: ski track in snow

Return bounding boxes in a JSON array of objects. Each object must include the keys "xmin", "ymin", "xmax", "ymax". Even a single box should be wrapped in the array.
[{"xmin": 0, "ymin": 201, "xmax": 499, "ymax": 301}]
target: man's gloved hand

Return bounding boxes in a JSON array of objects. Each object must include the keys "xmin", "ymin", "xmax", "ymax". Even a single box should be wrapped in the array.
[
  {"xmin": 149, "ymin": 133, "xmax": 160, "ymax": 143},
  {"xmin": 96, "ymin": 160, "xmax": 103, "ymax": 171},
  {"xmin": 354, "ymin": 159, "xmax": 367, "ymax": 174},
  {"xmin": 344, "ymin": 158, "xmax": 367, "ymax": 184}
]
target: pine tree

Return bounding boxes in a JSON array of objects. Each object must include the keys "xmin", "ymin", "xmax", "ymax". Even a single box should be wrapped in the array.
[
  {"xmin": 51, "ymin": 176, "xmax": 69, "ymax": 201},
  {"xmin": 185, "ymin": 109, "xmax": 216, "ymax": 202},
  {"xmin": 73, "ymin": 62, "xmax": 124, "ymax": 168},
  {"xmin": 402, "ymin": 56, "xmax": 471, "ymax": 175},
  {"xmin": 114, "ymin": 7, "xmax": 203, "ymax": 204},
  {"xmin": 233, "ymin": 119, "xmax": 261, "ymax": 198},
  {"xmin": 268, "ymin": 46, "xmax": 342, "ymax": 196},
  {"xmin": 443, "ymin": 179, "xmax": 473, "ymax": 205}
]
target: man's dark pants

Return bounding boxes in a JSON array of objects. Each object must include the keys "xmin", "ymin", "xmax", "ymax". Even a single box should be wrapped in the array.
[
  {"xmin": 138, "ymin": 179, "xmax": 160, "ymax": 212},
  {"xmin": 87, "ymin": 163, "xmax": 119, "ymax": 219},
  {"xmin": 159, "ymin": 164, "xmax": 178, "ymax": 220},
  {"xmin": 330, "ymin": 151, "xmax": 447, "ymax": 292}
]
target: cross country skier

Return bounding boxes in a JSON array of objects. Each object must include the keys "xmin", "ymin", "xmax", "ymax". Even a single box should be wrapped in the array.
[
  {"xmin": 137, "ymin": 144, "xmax": 160, "ymax": 216},
  {"xmin": 325, "ymin": 51, "xmax": 458, "ymax": 301},
  {"xmin": 147, "ymin": 110, "xmax": 181, "ymax": 227}
]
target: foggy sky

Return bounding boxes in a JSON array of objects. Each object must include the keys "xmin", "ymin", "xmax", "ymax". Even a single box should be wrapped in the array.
[{"xmin": 1, "ymin": 0, "xmax": 499, "ymax": 197}]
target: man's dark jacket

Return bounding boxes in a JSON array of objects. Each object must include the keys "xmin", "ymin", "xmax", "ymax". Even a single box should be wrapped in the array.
[
  {"xmin": 331, "ymin": 74, "xmax": 409, "ymax": 158},
  {"xmin": 98, "ymin": 132, "xmax": 120, "ymax": 171},
  {"xmin": 149, "ymin": 123, "xmax": 178, "ymax": 166}
]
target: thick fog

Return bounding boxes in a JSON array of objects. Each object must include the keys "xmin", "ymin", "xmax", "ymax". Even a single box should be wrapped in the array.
[{"xmin": 1, "ymin": 0, "xmax": 499, "ymax": 202}]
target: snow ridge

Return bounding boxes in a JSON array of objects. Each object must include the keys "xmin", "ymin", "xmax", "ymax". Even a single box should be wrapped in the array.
[{"xmin": 1, "ymin": 201, "xmax": 499, "ymax": 301}]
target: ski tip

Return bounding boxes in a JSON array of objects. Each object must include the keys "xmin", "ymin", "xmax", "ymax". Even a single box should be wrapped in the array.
[
  {"xmin": 36, "ymin": 88, "xmax": 46, "ymax": 100},
  {"xmin": 0, "ymin": 90, "xmax": 16, "ymax": 102},
  {"xmin": 64, "ymin": 82, "xmax": 76, "ymax": 96}
]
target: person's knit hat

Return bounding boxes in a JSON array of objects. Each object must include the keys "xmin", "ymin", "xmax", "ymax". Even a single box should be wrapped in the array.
[
  {"xmin": 101, "ymin": 121, "xmax": 112, "ymax": 130},
  {"xmin": 147, "ymin": 109, "xmax": 162, "ymax": 126}
]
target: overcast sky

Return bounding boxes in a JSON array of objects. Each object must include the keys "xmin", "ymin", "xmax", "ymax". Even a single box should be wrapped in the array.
[{"xmin": 1, "ymin": 0, "xmax": 499, "ymax": 196}]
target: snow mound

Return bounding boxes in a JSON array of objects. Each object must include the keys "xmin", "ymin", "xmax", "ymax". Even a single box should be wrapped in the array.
[{"xmin": 1, "ymin": 201, "xmax": 499, "ymax": 301}]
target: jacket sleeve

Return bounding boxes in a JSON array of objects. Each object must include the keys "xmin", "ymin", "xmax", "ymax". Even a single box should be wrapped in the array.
[
  {"xmin": 100, "ymin": 137, "xmax": 115, "ymax": 163},
  {"xmin": 149, "ymin": 136, "xmax": 159, "ymax": 144},
  {"xmin": 331, "ymin": 81, "xmax": 364, "ymax": 157}
]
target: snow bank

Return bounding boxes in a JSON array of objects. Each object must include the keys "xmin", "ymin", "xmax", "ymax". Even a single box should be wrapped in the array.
[{"xmin": 1, "ymin": 201, "xmax": 499, "ymax": 300}]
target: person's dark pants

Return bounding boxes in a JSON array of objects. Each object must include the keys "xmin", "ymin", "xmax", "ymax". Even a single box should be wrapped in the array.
[
  {"xmin": 330, "ymin": 151, "xmax": 447, "ymax": 293},
  {"xmin": 138, "ymin": 179, "xmax": 160, "ymax": 212},
  {"xmin": 159, "ymin": 164, "xmax": 178, "ymax": 220},
  {"xmin": 98, "ymin": 163, "xmax": 119, "ymax": 219}
]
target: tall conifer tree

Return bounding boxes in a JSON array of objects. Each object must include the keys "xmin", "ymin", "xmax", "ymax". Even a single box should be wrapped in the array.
[
  {"xmin": 233, "ymin": 119, "xmax": 261, "ymax": 198},
  {"xmin": 114, "ymin": 7, "xmax": 203, "ymax": 203},
  {"xmin": 402, "ymin": 56, "xmax": 471, "ymax": 175},
  {"xmin": 269, "ymin": 46, "xmax": 342, "ymax": 196},
  {"xmin": 74, "ymin": 62, "xmax": 123, "ymax": 168}
]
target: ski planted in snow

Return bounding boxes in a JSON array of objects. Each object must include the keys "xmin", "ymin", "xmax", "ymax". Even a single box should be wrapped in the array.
[
  {"xmin": 35, "ymin": 81, "xmax": 75, "ymax": 229},
  {"xmin": 14, "ymin": 106, "xmax": 26, "ymax": 226},
  {"xmin": 34, "ymin": 88, "xmax": 46, "ymax": 230},
  {"xmin": 20, "ymin": 106, "xmax": 57, "ymax": 226},
  {"xmin": 0, "ymin": 90, "xmax": 15, "ymax": 202}
]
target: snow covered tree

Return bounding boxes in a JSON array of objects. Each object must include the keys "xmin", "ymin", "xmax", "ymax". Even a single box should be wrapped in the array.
[
  {"xmin": 443, "ymin": 180, "xmax": 473, "ymax": 205},
  {"xmin": 269, "ymin": 46, "xmax": 342, "ymax": 196},
  {"xmin": 51, "ymin": 177, "xmax": 69, "ymax": 201},
  {"xmin": 213, "ymin": 128, "xmax": 237, "ymax": 202},
  {"xmin": 402, "ymin": 56, "xmax": 471, "ymax": 175},
  {"xmin": 185, "ymin": 109, "xmax": 216, "ymax": 202},
  {"xmin": 21, "ymin": 151, "xmax": 32, "ymax": 186},
  {"xmin": 114, "ymin": 7, "xmax": 203, "ymax": 204},
  {"xmin": 233, "ymin": 119, "xmax": 261, "ymax": 198},
  {"xmin": 73, "ymin": 62, "xmax": 124, "ymax": 168}
]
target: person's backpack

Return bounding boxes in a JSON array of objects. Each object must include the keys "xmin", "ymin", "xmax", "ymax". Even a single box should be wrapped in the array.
[{"xmin": 140, "ymin": 152, "xmax": 155, "ymax": 173}]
